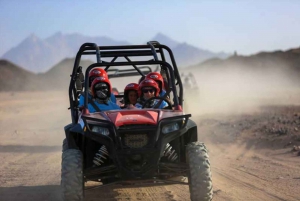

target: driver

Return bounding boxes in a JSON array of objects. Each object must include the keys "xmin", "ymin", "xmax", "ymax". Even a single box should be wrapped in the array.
[
  {"xmin": 135, "ymin": 79, "xmax": 168, "ymax": 109},
  {"xmin": 146, "ymin": 72, "xmax": 166, "ymax": 97},
  {"xmin": 79, "ymin": 76, "xmax": 120, "ymax": 112}
]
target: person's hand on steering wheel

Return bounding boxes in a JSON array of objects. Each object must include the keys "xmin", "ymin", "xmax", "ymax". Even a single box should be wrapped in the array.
[{"xmin": 141, "ymin": 97, "xmax": 172, "ymax": 109}]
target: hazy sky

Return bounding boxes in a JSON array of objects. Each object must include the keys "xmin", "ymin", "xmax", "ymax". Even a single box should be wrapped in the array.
[{"xmin": 1, "ymin": 0, "xmax": 300, "ymax": 56}]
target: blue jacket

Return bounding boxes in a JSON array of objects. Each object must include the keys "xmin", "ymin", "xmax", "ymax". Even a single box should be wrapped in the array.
[
  {"xmin": 79, "ymin": 93, "xmax": 120, "ymax": 112},
  {"xmin": 159, "ymin": 90, "xmax": 166, "ymax": 97},
  {"xmin": 79, "ymin": 93, "xmax": 116, "ymax": 105},
  {"xmin": 110, "ymin": 93, "xmax": 117, "ymax": 103}
]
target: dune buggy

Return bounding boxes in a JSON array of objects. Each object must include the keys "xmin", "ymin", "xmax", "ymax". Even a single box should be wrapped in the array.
[
  {"xmin": 181, "ymin": 72, "xmax": 201, "ymax": 114},
  {"xmin": 62, "ymin": 42, "xmax": 213, "ymax": 201}
]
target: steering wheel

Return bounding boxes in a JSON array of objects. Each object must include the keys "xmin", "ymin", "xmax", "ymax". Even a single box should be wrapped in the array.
[{"xmin": 141, "ymin": 97, "xmax": 173, "ymax": 109}]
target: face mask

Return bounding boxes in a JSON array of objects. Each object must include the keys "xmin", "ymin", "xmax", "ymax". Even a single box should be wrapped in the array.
[
  {"xmin": 94, "ymin": 83, "xmax": 109, "ymax": 99},
  {"xmin": 96, "ymin": 90, "xmax": 107, "ymax": 99}
]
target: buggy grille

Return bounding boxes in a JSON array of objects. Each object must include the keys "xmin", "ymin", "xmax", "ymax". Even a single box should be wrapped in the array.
[{"xmin": 124, "ymin": 134, "xmax": 148, "ymax": 148}]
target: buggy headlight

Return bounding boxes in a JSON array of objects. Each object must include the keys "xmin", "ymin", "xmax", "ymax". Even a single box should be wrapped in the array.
[
  {"xmin": 91, "ymin": 125, "xmax": 109, "ymax": 136},
  {"xmin": 162, "ymin": 122, "xmax": 180, "ymax": 134}
]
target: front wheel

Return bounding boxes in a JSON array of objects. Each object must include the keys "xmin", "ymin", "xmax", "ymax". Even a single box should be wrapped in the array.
[
  {"xmin": 62, "ymin": 138, "xmax": 68, "ymax": 152},
  {"xmin": 186, "ymin": 142, "xmax": 213, "ymax": 201},
  {"xmin": 61, "ymin": 149, "xmax": 84, "ymax": 201}
]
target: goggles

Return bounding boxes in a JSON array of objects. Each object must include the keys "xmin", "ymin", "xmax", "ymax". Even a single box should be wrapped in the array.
[{"xmin": 142, "ymin": 89, "xmax": 155, "ymax": 93}]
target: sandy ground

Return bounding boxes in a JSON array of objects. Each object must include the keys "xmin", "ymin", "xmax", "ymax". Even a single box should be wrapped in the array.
[{"xmin": 0, "ymin": 91, "xmax": 300, "ymax": 201}]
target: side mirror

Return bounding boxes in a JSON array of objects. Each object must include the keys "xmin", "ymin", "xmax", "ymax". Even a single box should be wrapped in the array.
[{"xmin": 75, "ymin": 66, "xmax": 84, "ymax": 91}]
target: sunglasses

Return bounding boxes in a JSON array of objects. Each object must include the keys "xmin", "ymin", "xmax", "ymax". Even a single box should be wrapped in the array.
[{"xmin": 142, "ymin": 89, "xmax": 155, "ymax": 93}]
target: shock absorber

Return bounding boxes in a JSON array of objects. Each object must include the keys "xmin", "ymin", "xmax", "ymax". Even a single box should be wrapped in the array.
[
  {"xmin": 164, "ymin": 143, "xmax": 178, "ymax": 162},
  {"xmin": 93, "ymin": 145, "xmax": 109, "ymax": 166}
]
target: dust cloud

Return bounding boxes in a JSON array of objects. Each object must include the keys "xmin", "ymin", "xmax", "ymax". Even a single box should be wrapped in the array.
[{"xmin": 183, "ymin": 64, "xmax": 300, "ymax": 116}]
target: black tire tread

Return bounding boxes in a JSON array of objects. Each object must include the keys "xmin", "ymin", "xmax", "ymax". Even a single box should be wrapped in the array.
[
  {"xmin": 61, "ymin": 149, "xmax": 83, "ymax": 201},
  {"xmin": 186, "ymin": 142, "xmax": 213, "ymax": 201},
  {"xmin": 62, "ymin": 138, "xmax": 68, "ymax": 152}
]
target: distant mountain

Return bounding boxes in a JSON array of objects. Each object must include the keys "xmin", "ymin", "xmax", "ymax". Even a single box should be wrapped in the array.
[
  {"xmin": 0, "ymin": 60, "xmax": 39, "ymax": 91},
  {"xmin": 39, "ymin": 58, "xmax": 93, "ymax": 91},
  {"xmin": 172, "ymin": 42, "xmax": 228, "ymax": 67},
  {"xmin": 0, "ymin": 58, "xmax": 93, "ymax": 92},
  {"xmin": 1, "ymin": 32, "xmax": 230, "ymax": 72},
  {"xmin": 187, "ymin": 46, "xmax": 300, "ymax": 80},
  {"xmin": 151, "ymin": 33, "xmax": 180, "ymax": 48},
  {"xmin": 1, "ymin": 32, "xmax": 129, "ymax": 73},
  {"xmin": 1, "ymin": 34, "xmax": 56, "ymax": 73},
  {"xmin": 150, "ymin": 33, "xmax": 229, "ymax": 67}
]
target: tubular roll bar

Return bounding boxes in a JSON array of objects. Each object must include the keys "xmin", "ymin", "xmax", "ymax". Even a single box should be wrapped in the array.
[
  {"xmin": 147, "ymin": 41, "xmax": 159, "ymax": 61},
  {"xmin": 107, "ymin": 66, "xmax": 152, "ymax": 76},
  {"xmin": 82, "ymin": 50, "xmax": 159, "ymax": 57},
  {"xmin": 69, "ymin": 42, "xmax": 183, "ymax": 124}
]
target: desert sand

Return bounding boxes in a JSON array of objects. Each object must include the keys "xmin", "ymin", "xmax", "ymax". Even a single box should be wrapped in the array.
[{"xmin": 0, "ymin": 90, "xmax": 300, "ymax": 201}]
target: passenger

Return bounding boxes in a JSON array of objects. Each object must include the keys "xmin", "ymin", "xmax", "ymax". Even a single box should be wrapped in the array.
[
  {"xmin": 89, "ymin": 68, "xmax": 107, "ymax": 86},
  {"xmin": 79, "ymin": 76, "xmax": 120, "ymax": 112},
  {"xmin": 146, "ymin": 72, "xmax": 166, "ymax": 97},
  {"xmin": 122, "ymin": 83, "xmax": 139, "ymax": 108},
  {"xmin": 135, "ymin": 79, "xmax": 168, "ymax": 109},
  {"xmin": 79, "ymin": 68, "xmax": 116, "ymax": 107}
]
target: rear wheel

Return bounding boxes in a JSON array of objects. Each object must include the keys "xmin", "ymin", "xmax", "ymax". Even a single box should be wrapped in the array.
[
  {"xmin": 186, "ymin": 142, "xmax": 213, "ymax": 201},
  {"xmin": 61, "ymin": 149, "xmax": 84, "ymax": 201}
]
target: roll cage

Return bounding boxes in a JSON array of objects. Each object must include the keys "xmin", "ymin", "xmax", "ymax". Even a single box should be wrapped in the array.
[{"xmin": 69, "ymin": 42, "xmax": 184, "ymax": 124}]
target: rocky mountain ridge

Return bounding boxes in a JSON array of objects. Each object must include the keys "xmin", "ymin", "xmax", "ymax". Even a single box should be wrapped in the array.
[{"xmin": 1, "ymin": 32, "xmax": 229, "ymax": 73}]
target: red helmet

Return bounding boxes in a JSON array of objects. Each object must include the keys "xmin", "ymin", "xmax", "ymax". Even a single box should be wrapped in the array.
[
  {"xmin": 138, "ymin": 78, "xmax": 160, "ymax": 97},
  {"xmin": 91, "ymin": 76, "xmax": 111, "ymax": 97},
  {"xmin": 146, "ymin": 72, "xmax": 164, "ymax": 91},
  {"xmin": 124, "ymin": 83, "xmax": 139, "ymax": 93},
  {"xmin": 89, "ymin": 67, "xmax": 108, "ymax": 78},
  {"xmin": 124, "ymin": 83, "xmax": 139, "ymax": 105},
  {"xmin": 88, "ymin": 68, "xmax": 108, "ymax": 87}
]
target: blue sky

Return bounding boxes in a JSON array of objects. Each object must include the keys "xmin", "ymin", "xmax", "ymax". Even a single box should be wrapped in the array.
[{"xmin": 1, "ymin": 0, "xmax": 300, "ymax": 56}]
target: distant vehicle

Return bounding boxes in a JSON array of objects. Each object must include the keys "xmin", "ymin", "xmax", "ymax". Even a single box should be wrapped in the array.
[
  {"xmin": 181, "ymin": 72, "xmax": 200, "ymax": 113},
  {"xmin": 181, "ymin": 72, "xmax": 199, "ymax": 93},
  {"xmin": 61, "ymin": 42, "xmax": 213, "ymax": 201}
]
